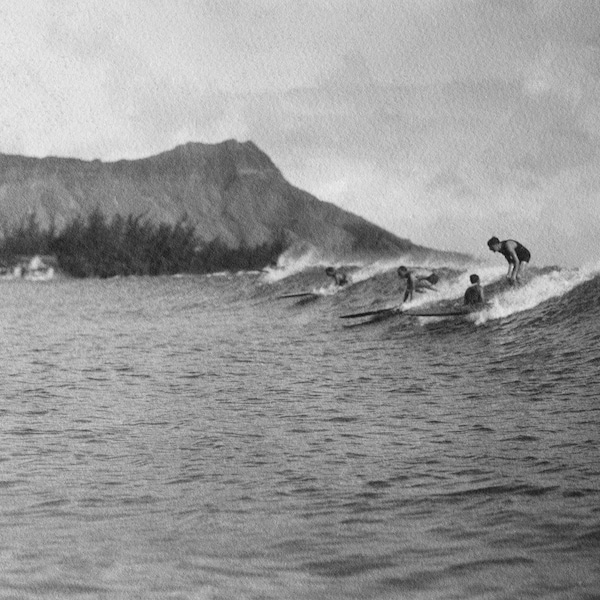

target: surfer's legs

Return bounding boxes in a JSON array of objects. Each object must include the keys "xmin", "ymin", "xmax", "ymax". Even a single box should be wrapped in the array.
[
  {"xmin": 415, "ymin": 282, "xmax": 436, "ymax": 293},
  {"xmin": 514, "ymin": 261, "xmax": 527, "ymax": 282}
]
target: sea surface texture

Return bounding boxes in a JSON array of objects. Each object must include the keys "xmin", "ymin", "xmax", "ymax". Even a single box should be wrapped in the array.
[{"xmin": 1, "ymin": 259, "xmax": 599, "ymax": 599}]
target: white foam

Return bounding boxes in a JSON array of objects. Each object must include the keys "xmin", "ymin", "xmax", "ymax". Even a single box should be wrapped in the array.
[
  {"xmin": 261, "ymin": 247, "xmax": 322, "ymax": 282},
  {"xmin": 311, "ymin": 284, "xmax": 340, "ymax": 296},
  {"xmin": 474, "ymin": 266, "xmax": 598, "ymax": 324},
  {"xmin": 347, "ymin": 258, "xmax": 401, "ymax": 283}
]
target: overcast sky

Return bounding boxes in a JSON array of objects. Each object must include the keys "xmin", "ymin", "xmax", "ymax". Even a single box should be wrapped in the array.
[{"xmin": 1, "ymin": 0, "xmax": 600, "ymax": 266}]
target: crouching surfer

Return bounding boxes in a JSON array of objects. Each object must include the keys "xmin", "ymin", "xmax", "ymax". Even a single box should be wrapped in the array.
[
  {"xmin": 397, "ymin": 266, "xmax": 439, "ymax": 303},
  {"xmin": 487, "ymin": 237, "xmax": 530, "ymax": 284},
  {"xmin": 325, "ymin": 267, "xmax": 349, "ymax": 287}
]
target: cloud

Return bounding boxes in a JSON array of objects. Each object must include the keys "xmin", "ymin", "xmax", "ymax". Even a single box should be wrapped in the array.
[{"xmin": 1, "ymin": 0, "xmax": 600, "ymax": 265}]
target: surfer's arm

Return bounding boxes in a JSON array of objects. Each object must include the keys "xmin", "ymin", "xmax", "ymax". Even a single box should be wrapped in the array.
[{"xmin": 504, "ymin": 242, "xmax": 520, "ymax": 280}]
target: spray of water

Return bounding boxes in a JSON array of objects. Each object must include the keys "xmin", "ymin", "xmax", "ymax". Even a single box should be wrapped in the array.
[{"xmin": 474, "ymin": 265, "xmax": 599, "ymax": 324}]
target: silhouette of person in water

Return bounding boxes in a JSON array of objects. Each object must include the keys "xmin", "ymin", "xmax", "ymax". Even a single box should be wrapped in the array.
[
  {"xmin": 397, "ymin": 266, "xmax": 439, "ymax": 303},
  {"xmin": 464, "ymin": 274, "xmax": 485, "ymax": 306},
  {"xmin": 325, "ymin": 267, "xmax": 348, "ymax": 287},
  {"xmin": 487, "ymin": 237, "xmax": 530, "ymax": 284}
]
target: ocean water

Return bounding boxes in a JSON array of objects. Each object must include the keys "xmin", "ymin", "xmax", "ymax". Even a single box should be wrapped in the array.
[{"xmin": 1, "ymin": 259, "xmax": 599, "ymax": 599}]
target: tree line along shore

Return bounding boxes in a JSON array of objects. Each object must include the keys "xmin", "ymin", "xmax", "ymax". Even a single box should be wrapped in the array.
[{"xmin": 0, "ymin": 210, "xmax": 286, "ymax": 278}]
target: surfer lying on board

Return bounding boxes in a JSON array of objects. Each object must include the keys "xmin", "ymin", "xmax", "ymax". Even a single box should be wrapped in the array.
[
  {"xmin": 464, "ymin": 274, "xmax": 485, "ymax": 306},
  {"xmin": 397, "ymin": 266, "xmax": 439, "ymax": 303},
  {"xmin": 325, "ymin": 267, "xmax": 349, "ymax": 287},
  {"xmin": 487, "ymin": 237, "xmax": 530, "ymax": 284}
]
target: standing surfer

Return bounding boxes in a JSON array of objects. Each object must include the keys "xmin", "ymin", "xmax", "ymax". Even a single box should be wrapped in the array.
[{"xmin": 487, "ymin": 237, "xmax": 530, "ymax": 284}]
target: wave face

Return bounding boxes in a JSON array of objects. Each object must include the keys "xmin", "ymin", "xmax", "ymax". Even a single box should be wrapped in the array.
[{"xmin": 1, "ymin": 258, "xmax": 599, "ymax": 598}]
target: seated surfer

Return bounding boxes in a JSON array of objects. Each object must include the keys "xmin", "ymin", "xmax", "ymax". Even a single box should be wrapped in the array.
[
  {"xmin": 464, "ymin": 274, "xmax": 485, "ymax": 306},
  {"xmin": 487, "ymin": 237, "xmax": 530, "ymax": 284},
  {"xmin": 397, "ymin": 266, "xmax": 439, "ymax": 303},
  {"xmin": 325, "ymin": 267, "xmax": 349, "ymax": 287}
]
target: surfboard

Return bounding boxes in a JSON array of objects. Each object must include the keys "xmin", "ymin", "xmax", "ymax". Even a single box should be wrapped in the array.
[
  {"xmin": 278, "ymin": 292, "xmax": 318, "ymax": 299},
  {"xmin": 403, "ymin": 308, "xmax": 470, "ymax": 317},
  {"xmin": 340, "ymin": 307, "xmax": 400, "ymax": 319},
  {"xmin": 403, "ymin": 303, "xmax": 490, "ymax": 317}
]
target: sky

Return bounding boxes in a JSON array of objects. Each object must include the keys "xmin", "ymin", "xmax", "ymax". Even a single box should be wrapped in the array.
[{"xmin": 1, "ymin": 0, "xmax": 600, "ymax": 267}]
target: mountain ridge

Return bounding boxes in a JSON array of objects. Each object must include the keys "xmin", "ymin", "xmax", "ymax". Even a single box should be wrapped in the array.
[{"xmin": 0, "ymin": 140, "xmax": 467, "ymax": 263}]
